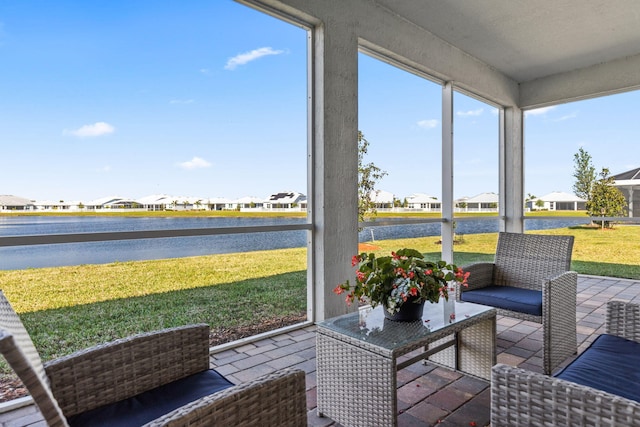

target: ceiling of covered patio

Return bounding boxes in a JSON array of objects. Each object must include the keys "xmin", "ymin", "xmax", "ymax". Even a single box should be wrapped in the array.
[{"xmin": 372, "ymin": 0, "xmax": 640, "ymax": 107}]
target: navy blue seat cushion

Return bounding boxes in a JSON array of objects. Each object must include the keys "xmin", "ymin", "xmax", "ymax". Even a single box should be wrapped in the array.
[
  {"xmin": 460, "ymin": 285, "xmax": 542, "ymax": 316},
  {"xmin": 554, "ymin": 334, "xmax": 640, "ymax": 403},
  {"xmin": 67, "ymin": 369, "xmax": 234, "ymax": 427}
]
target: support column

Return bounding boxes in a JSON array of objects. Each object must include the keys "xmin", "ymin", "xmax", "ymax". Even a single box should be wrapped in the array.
[
  {"xmin": 500, "ymin": 107, "xmax": 525, "ymax": 233},
  {"xmin": 629, "ymin": 187, "xmax": 634, "ymax": 217},
  {"xmin": 310, "ymin": 20, "xmax": 359, "ymax": 321},
  {"xmin": 441, "ymin": 82, "xmax": 454, "ymax": 262}
]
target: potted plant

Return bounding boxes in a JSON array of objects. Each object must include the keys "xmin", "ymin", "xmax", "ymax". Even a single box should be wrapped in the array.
[{"xmin": 334, "ymin": 248, "xmax": 469, "ymax": 321}]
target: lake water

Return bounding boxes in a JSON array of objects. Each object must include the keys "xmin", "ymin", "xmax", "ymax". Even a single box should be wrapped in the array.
[{"xmin": 0, "ymin": 216, "xmax": 590, "ymax": 270}]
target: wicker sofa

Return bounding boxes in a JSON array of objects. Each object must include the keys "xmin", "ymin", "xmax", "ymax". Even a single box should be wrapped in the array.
[
  {"xmin": 0, "ymin": 291, "xmax": 307, "ymax": 426},
  {"xmin": 458, "ymin": 231, "xmax": 577, "ymax": 375},
  {"xmin": 492, "ymin": 300, "xmax": 640, "ymax": 426}
]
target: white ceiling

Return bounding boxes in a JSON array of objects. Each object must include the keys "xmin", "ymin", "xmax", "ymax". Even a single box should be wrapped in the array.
[{"xmin": 373, "ymin": 0, "xmax": 640, "ymax": 83}]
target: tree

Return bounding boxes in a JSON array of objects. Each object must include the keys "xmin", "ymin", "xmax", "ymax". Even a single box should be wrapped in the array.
[
  {"xmin": 572, "ymin": 147, "xmax": 596, "ymax": 200},
  {"xmin": 586, "ymin": 168, "xmax": 627, "ymax": 228},
  {"xmin": 358, "ymin": 131, "xmax": 387, "ymax": 228}
]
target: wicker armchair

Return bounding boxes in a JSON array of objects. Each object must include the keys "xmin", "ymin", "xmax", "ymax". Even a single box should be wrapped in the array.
[
  {"xmin": 458, "ymin": 232, "xmax": 577, "ymax": 374},
  {"xmin": 492, "ymin": 301, "xmax": 640, "ymax": 426},
  {"xmin": 0, "ymin": 291, "xmax": 306, "ymax": 426}
]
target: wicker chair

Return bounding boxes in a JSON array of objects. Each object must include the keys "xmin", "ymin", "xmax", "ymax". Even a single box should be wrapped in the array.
[
  {"xmin": 0, "ymin": 291, "xmax": 307, "ymax": 426},
  {"xmin": 492, "ymin": 301, "xmax": 640, "ymax": 426},
  {"xmin": 458, "ymin": 232, "xmax": 577, "ymax": 375}
]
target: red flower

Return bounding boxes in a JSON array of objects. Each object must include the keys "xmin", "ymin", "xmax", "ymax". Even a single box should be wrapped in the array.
[
  {"xmin": 351, "ymin": 255, "xmax": 360, "ymax": 267},
  {"xmin": 409, "ymin": 287, "xmax": 418, "ymax": 297},
  {"xmin": 345, "ymin": 293, "xmax": 355, "ymax": 306},
  {"xmin": 333, "ymin": 285, "xmax": 344, "ymax": 295}
]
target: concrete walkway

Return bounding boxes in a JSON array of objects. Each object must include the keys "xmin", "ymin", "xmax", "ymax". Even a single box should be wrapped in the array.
[{"xmin": 1, "ymin": 275, "xmax": 638, "ymax": 426}]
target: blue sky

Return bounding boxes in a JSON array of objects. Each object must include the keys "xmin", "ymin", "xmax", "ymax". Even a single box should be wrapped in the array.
[{"xmin": 2, "ymin": 1, "xmax": 638, "ymax": 202}]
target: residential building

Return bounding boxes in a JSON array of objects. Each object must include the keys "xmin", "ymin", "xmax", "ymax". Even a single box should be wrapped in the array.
[
  {"xmin": 528, "ymin": 191, "xmax": 586, "ymax": 211},
  {"xmin": 613, "ymin": 167, "xmax": 640, "ymax": 217},
  {"xmin": 457, "ymin": 192, "xmax": 499, "ymax": 212},
  {"xmin": 0, "ymin": 195, "xmax": 34, "ymax": 211},
  {"xmin": 405, "ymin": 193, "xmax": 441, "ymax": 211}
]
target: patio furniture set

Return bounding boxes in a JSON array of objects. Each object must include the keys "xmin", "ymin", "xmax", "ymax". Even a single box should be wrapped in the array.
[
  {"xmin": 0, "ymin": 291, "xmax": 306, "ymax": 426},
  {"xmin": 1, "ymin": 232, "xmax": 638, "ymax": 426}
]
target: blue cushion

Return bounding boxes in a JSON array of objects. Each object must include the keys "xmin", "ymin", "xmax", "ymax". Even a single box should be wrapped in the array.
[
  {"xmin": 67, "ymin": 369, "xmax": 234, "ymax": 427},
  {"xmin": 460, "ymin": 285, "xmax": 542, "ymax": 316},
  {"xmin": 554, "ymin": 334, "xmax": 640, "ymax": 403}
]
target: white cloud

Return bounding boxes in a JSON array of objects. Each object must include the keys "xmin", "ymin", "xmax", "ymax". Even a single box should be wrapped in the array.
[
  {"xmin": 64, "ymin": 122, "xmax": 115, "ymax": 137},
  {"xmin": 417, "ymin": 119, "xmax": 438, "ymax": 129},
  {"xmin": 554, "ymin": 112, "xmax": 578, "ymax": 122},
  {"xmin": 524, "ymin": 106, "xmax": 557, "ymax": 117},
  {"xmin": 170, "ymin": 99, "xmax": 195, "ymax": 104},
  {"xmin": 224, "ymin": 47, "xmax": 285, "ymax": 70},
  {"xmin": 457, "ymin": 108, "xmax": 484, "ymax": 117},
  {"xmin": 178, "ymin": 157, "xmax": 211, "ymax": 170},
  {"xmin": 199, "ymin": 68, "xmax": 211, "ymax": 75}
]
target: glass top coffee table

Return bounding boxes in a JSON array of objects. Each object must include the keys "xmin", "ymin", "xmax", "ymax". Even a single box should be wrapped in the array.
[{"xmin": 316, "ymin": 299, "xmax": 496, "ymax": 427}]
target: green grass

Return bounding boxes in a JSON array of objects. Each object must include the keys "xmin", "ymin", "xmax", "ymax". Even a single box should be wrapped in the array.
[
  {"xmin": 361, "ymin": 224, "xmax": 640, "ymax": 278},
  {"xmin": 1, "ymin": 223, "xmax": 639, "ymax": 373},
  {"xmin": 0, "ymin": 248, "xmax": 307, "ymax": 366}
]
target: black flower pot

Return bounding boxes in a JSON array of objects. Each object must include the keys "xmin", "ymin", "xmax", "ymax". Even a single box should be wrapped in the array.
[{"xmin": 383, "ymin": 299, "xmax": 426, "ymax": 322}]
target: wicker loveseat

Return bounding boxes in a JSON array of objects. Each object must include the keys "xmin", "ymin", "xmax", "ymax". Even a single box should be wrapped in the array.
[
  {"xmin": 458, "ymin": 232, "xmax": 577, "ymax": 375},
  {"xmin": 492, "ymin": 300, "xmax": 640, "ymax": 426},
  {"xmin": 0, "ymin": 291, "xmax": 307, "ymax": 426}
]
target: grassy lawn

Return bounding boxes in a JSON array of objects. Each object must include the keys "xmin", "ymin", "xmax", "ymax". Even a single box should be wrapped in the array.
[
  {"xmin": 1, "ymin": 223, "xmax": 639, "ymax": 374},
  {"xmin": 0, "ymin": 249, "xmax": 307, "ymax": 364}
]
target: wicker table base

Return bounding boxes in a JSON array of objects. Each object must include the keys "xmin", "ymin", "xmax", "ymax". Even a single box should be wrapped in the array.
[{"xmin": 316, "ymin": 301, "xmax": 496, "ymax": 427}]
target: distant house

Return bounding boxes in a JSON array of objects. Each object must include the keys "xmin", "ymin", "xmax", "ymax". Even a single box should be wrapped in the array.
[
  {"xmin": 457, "ymin": 192, "xmax": 499, "ymax": 212},
  {"xmin": 406, "ymin": 193, "xmax": 441, "ymax": 211},
  {"xmin": 529, "ymin": 191, "xmax": 586, "ymax": 211},
  {"xmin": 264, "ymin": 191, "xmax": 307, "ymax": 210},
  {"xmin": 234, "ymin": 196, "xmax": 265, "ymax": 210},
  {"xmin": 84, "ymin": 196, "xmax": 127, "ymax": 210},
  {"xmin": 207, "ymin": 197, "xmax": 233, "ymax": 211},
  {"xmin": 34, "ymin": 200, "xmax": 83, "ymax": 211},
  {"xmin": 0, "ymin": 195, "xmax": 34, "ymax": 211},
  {"xmin": 370, "ymin": 190, "xmax": 394, "ymax": 209},
  {"xmin": 137, "ymin": 194, "xmax": 173, "ymax": 211},
  {"xmin": 613, "ymin": 167, "xmax": 640, "ymax": 217}
]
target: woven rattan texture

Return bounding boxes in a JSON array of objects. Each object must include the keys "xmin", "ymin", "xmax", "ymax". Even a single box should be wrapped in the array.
[
  {"xmin": 0, "ymin": 290, "xmax": 307, "ymax": 426},
  {"xmin": 0, "ymin": 291, "xmax": 69, "ymax": 426},
  {"xmin": 144, "ymin": 368, "xmax": 307, "ymax": 427},
  {"xmin": 316, "ymin": 308, "xmax": 495, "ymax": 427},
  {"xmin": 491, "ymin": 301, "xmax": 640, "ymax": 427},
  {"xmin": 459, "ymin": 232, "xmax": 577, "ymax": 374},
  {"xmin": 317, "ymin": 333, "xmax": 397, "ymax": 427},
  {"xmin": 493, "ymin": 232, "xmax": 574, "ymax": 289},
  {"xmin": 46, "ymin": 324, "xmax": 211, "ymax": 416}
]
